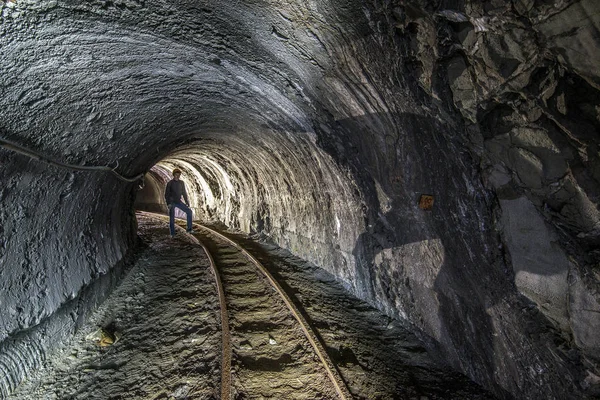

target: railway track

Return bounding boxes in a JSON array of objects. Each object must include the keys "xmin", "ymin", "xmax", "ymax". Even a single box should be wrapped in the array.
[
  {"xmin": 193, "ymin": 223, "xmax": 351, "ymax": 400},
  {"xmin": 151, "ymin": 213, "xmax": 352, "ymax": 399}
]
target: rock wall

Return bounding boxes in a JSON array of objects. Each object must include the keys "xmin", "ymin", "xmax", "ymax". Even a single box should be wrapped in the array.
[
  {"xmin": 0, "ymin": 149, "xmax": 137, "ymax": 396},
  {"xmin": 0, "ymin": 154, "xmax": 136, "ymax": 344},
  {"xmin": 390, "ymin": 0, "xmax": 600, "ymax": 395},
  {"xmin": 0, "ymin": 0, "xmax": 599, "ymax": 398}
]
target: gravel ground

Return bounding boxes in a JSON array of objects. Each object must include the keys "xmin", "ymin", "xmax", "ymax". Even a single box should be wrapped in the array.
[{"xmin": 8, "ymin": 214, "xmax": 494, "ymax": 399}]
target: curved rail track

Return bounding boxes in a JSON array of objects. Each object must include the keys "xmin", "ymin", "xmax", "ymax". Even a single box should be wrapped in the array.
[{"xmin": 151, "ymin": 213, "xmax": 351, "ymax": 399}]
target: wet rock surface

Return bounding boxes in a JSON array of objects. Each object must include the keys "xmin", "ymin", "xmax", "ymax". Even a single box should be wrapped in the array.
[{"xmin": 8, "ymin": 214, "xmax": 493, "ymax": 399}]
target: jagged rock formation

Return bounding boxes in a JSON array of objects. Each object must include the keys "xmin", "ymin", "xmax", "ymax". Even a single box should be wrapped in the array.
[
  {"xmin": 398, "ymin": 0, "xmax": 600, "ymax": 381},
  {"xmin": 0, "ymin": 0, "xmax": 599, "ymax": 398}
]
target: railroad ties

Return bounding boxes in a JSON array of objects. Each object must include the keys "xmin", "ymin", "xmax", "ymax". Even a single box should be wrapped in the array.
[{"xmin": 192, "ymin": 224, "xmax": 351, "ymax": 400}]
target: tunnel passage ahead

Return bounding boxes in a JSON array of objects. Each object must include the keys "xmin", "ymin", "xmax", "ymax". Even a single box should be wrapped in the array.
[
  {"xmin": 136, "ymin": 132, "xmax": 365, "ymax": 290},
  {"xmin": 2, "ymin": 1, "xmax": 600, "ymax": 399}
]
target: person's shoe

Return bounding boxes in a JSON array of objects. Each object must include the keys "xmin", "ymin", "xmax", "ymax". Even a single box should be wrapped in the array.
[
  {"xmin": 170, "ymin": 233, "xmax": 175, "ymax": 238},
  {"xmin": 186, "ymin": 229, "xmax": 195, "ymax": 234}
]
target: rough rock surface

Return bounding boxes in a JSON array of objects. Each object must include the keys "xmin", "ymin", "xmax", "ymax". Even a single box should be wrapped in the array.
[
  {"xmin": 1, "ymin": 0, "xmax": 599, "ymax": 398},
  {"xmin": 7, "ymin": 216, "xmax": 222, "ymax": 399}
]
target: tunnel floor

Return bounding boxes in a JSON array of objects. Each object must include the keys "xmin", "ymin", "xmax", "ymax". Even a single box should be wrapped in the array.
[{"xmin": 9, "ymin": 213, "xmax": 494, "ymax": 399}]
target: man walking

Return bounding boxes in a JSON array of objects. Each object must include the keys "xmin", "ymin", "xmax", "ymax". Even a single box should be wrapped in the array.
[{"xmin": 165, "ymin": 168, "xmax": 194, "ymax": 236}]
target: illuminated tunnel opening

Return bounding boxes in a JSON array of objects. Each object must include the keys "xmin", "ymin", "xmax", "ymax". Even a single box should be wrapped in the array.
[{"xmin": 133, "ymin": 132, "xmax": 367, "ymax": 293}]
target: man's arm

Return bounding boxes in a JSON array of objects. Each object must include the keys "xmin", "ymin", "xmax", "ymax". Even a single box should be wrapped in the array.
[
  {"xmin": 182, "ymin": 182, "xmax": 190, "ymax": 205},
  {"xmin": 165, "ymin": 181, "xmax": 172, "ymax": 204}
]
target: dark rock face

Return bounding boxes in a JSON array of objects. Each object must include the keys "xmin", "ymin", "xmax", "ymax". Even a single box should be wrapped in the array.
[
  {"xmin": 1, "ymin": 0, "xmax": 599, "ymax": 398},
  {"xmin": 431, "ymin": 0, "xmax": 600, "ymax": 371}
]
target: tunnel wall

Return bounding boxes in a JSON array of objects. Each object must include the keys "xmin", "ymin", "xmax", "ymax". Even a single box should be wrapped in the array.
[
  {"xmin": 0, "ymin": 156, "xmax": 136, "ymax": 344},
  {"xmin": 0, "ymin": 151, "xmax": 137, "ymax": 396},
  {"xmin": 1, "ymin": 0, "xmax": 599, "ymax": 398},
  {"xmin": 389, "ymin": 0, "xmax": 600, "ymax": 393}
]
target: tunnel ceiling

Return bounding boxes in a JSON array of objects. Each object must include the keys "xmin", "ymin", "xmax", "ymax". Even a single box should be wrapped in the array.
[
  {"xmin": 1, "ymin": 0, "xmax": 600, "ymax": 398},
  {"xmin": 0, "ymin": 0, "xmax": 330, "ymax": 170}
]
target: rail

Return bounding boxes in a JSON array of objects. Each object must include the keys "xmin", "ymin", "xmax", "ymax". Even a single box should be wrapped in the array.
[
  {"xmin": 142, "ymin": 212, "xmax": 352, "ymax": 399},
  {"xmin": 192, "ymin": 223, "xmax": 352, "ymax": 400}
]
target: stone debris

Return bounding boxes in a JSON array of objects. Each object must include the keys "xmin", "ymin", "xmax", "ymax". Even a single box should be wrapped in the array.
[{"xmin": 85, "ymin": 328, "xmax": 120, "ymax": 347}]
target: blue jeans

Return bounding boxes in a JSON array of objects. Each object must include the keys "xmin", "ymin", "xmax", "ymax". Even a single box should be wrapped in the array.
[{"xmin": 168, "ymin": 202, "xmax": 193, "ymax": 235}]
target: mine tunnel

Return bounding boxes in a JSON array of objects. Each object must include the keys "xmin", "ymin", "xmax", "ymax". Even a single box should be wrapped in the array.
[{"xmin": 1, "ymin": 0, "xmax": 600, "ymax": 398}]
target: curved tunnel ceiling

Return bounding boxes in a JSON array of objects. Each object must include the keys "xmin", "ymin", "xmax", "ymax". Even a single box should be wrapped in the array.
[
  {"xmin": 0, "ymin": 1, "xmax": 395, "ymax": 394},
  {"xmin": 2, "ymin": 0, "xmax": 600, "ymax": 398},
  {"xmin": 151, "ymin": 128, "xmax": 365, "ymax": 281}
]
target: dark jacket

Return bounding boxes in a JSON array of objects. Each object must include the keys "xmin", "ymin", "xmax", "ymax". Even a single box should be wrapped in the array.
[{"xmin": 165, "ymin": 179, "xmax": 189, "ymax": 205}]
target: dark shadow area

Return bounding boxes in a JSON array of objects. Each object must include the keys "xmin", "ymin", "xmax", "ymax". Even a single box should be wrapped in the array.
[
  {"xmin": 134, "ymin": 169, "xmax": 168, "ymax": 214},
  {"xmin": 329, "ymin": 111, "xmax": 581, "ymax": 398},
  {"xmin": 316, "ymin": 111, "xmax": 509, "ymax": 395}
]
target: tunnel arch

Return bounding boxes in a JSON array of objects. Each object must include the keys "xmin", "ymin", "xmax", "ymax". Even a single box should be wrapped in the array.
[
  {"xmin": 2, "ymin": 0, "xmax": 599, "ymax": 398},
  {"xmin": 137, "ymin": 125, "xmax": 367, "ymax": 289}
]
